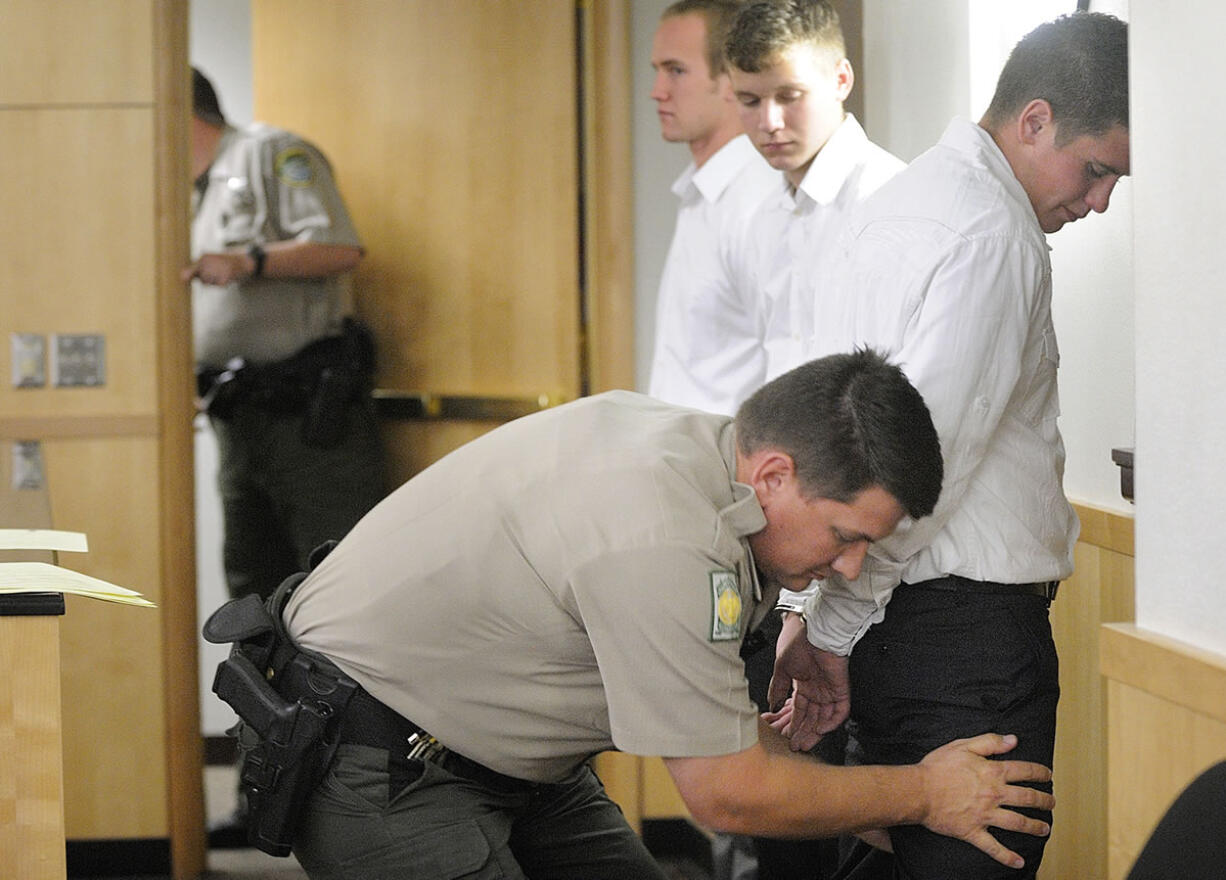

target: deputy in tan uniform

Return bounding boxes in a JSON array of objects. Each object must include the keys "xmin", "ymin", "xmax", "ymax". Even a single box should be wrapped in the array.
[
  {"xmin": 281, "ymin": 351, "xmax": 1054, "ymax": 879},
  {"xmin": 185, "ymin": 68, "xmax": 385, "ymax": 607}
]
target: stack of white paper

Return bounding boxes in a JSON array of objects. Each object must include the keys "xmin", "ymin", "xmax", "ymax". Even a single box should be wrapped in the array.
[{"xmin": 0, "ymin": 529, "xmax": 155, "ymax": 608}]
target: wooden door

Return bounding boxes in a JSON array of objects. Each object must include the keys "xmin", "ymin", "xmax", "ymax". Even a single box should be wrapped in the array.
[{"xmin": 251, "ymin": 0, "xmax": 631, "ymax": 483}]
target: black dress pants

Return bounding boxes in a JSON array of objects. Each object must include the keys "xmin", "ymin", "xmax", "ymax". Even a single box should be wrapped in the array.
[{"xmin": 842, "ymin": 582, "xmax": 1059, "ymax": 880}]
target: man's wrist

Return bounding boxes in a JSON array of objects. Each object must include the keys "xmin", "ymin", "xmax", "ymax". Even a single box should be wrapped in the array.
[
  {"xmin": 780, "ymin": 609, "xmax": 806, "ymax": 632},
  {"xmin": 247, "ymin": 242, "xmax": 266, "ymax": 278},
  {"xmin": 892, "ymin": 762, "xmax": 930, "ymax": 826}
]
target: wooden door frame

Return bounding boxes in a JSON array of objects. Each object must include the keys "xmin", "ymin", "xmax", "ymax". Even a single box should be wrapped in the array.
[
  {"xmin": 154, "ymin": 3, "xmax": 206, "ymax": 877},
  {"xmin": 581, "ymin": 0, "xmax": 635, "ymax": 394}
]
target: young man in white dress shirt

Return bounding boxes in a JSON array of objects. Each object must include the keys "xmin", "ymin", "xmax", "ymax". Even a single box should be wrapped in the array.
[
  {"xmin": 772, "ymin": 13, "xmax": 1130, "ymax": 879},
  {"xmin": 721, "ymin": 3, "xmax": 905, "ymax": 877},
  {"xmin": 647, "ymin": 0, "xmax": 778, "ymax": 416},
  {"xmin": 724, "ymin": 0, "xmax": 904, "ymax": 387}
]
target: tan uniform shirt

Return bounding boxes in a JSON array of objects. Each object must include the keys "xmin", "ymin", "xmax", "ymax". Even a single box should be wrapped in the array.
[
  {"xmin": 191, "ymin": 124, "xmax": 362, "ymax": 368},
  {"xmin": 284, "ymin": 391, "xmax": 777, "ymax": 782}
]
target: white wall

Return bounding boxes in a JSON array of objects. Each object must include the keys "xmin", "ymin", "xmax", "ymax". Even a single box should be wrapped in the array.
[
  {"xmin": 1131, "ymin": 0, "xmax": 1226, "ymax": 651},
  {"xmin": 191, "ymin": 0, "xmax": 252, "ymax": 735},
  {"xmin": 189, "ymin": 0, "xmax": 253, "ymax": 127}
]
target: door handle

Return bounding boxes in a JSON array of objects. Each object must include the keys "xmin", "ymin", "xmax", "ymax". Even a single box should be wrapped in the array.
[{"xmin": 371, "ymin": 389, "xmax": 570, "ymax": 422}]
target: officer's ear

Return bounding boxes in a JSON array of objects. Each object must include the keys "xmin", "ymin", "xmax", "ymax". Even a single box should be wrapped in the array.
[{"xmin": 747, "ymin": 450, "xmax": 798, "ymax": 507}]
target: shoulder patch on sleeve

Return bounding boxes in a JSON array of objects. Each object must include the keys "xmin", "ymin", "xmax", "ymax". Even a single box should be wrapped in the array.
[
  {"xmin": 709, "ymin": 570, "xmax": 742, "ymax": 642},
  {"xmin": 274, "ymin": 147, "xmax": 315, "ymax": 186}
]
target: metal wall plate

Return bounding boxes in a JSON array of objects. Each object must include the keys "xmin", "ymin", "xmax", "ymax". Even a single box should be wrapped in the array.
[
  {"xmin": 12, "ymin": 440, "xmax": 45, "ymax": 490},
  {"xmin": 10, "ymin": 333, "xmax": 46, "ymax": 388},
  {"xmin": 51, "ymin": 333, "xmax": 106, "ymax": 387}
]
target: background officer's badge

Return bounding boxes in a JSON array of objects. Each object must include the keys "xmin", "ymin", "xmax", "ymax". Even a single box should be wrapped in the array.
[
  {"xmin": 709, "ymin": 570, "xmax": 742, "ymax": 641},
  {"xmin": 275, "ymin": 147, "xmax": 315, "ymax": 187}
]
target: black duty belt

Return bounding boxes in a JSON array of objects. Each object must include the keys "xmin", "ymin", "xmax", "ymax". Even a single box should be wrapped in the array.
[
  {"xmin": 339, "ymin": 688, "xmax": 541, "ymax": 793},
  {"xmin": 907, "ymin": 575, "xmax": 1059, "ymax": 601}
]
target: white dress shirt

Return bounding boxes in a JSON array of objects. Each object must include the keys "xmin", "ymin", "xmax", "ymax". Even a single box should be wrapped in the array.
[
  {"xmin": 729, "ymin": 115, "xmax": 904, "ymax": 384},
  {"xmin": 648, "ymin": 134, "xmax": 778, "ymax": 415},
  {"xmin": 799, "ymin": 118, "xmax": 1079, "ymax": 654}
]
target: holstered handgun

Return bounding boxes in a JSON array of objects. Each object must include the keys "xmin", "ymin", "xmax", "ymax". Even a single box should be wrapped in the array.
[{"xmin": 203, "ymin": 559, "xmax": 356, "ymax": 857}]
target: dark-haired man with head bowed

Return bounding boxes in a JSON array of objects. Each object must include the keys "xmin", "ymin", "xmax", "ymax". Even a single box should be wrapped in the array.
[{"xmin": 775, "ymin": 13, "xmax": 1131, "ymax": 879}]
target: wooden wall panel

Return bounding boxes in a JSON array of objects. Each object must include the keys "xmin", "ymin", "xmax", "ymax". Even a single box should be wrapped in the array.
[
  {"xmin": 582, "ymin": 0, "xmax": 635, "ymax": 394},
  {"xmin": 0, "ymin": 1, "xmax": 199, "ymax": 874},
  {"xmin": 252, "ymin": 0, "xmax": 582, "ymax": 402},
  {"xmin": 0, "ymin": 108, "xmax": 158, "ymax": 419},
  {"xmin": 1039, "ymin": 503, "xmax": 1135, "ymax": 880},
  {"xmin": 0, "ymin": 615, "xmax": 67, "ymax": 879},
  {"xmin": 45, "ymin": 436, "xmax": 168, "ymax": 837},
  {"xmin": 1102, "ymin": 625, "xmax": 1226, "ymax": 879},
  {"xmin": 0, "ymin": 0, "xmax": 152, "ymax": 105}
]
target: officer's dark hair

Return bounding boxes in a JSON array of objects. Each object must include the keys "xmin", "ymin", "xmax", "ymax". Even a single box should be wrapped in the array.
[
  {"xmin": 734, "ymin": 349, "xmax": 942, "ymax": 519},
  {"xmin": 192, "ymin": 66, "xmax": 227, "ymax": 128},
  {"xmin": 981, "ymin": 12, "xmax": 1128, "ymax": 146},
  {"xmin": 661, "ymin": 0, "xmax": 749, "ymax": 77},
  {"xmin": 724, "ymin": 0, "xmax": 844, "ymax": 75}
]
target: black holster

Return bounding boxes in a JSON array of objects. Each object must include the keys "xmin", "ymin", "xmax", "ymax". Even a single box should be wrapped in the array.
[
  {"xmin": 202, "ymin": 545, "xmax": 356, "ymax": 857},
  {"xmin": 197, "ymin": 317, "xmax": 377, "ymax": 449}
]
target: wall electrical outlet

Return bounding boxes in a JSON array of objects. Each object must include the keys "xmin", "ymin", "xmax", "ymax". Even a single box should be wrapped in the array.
[
  {"xmin": 12, "ymin": 440, "xmax": 45, "ymax": 490},
  {"xmin": 10, "ymin": 333, "xmax": 46, "ymax": 388},
  {"xmin": 51, "ymin": 333, "xmax": 106, "ymax": 387}
]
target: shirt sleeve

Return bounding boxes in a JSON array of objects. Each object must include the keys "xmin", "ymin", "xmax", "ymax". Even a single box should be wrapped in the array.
[
  {"xmin": 260, "ymin": 134, "xmax": 362, "ymax": 248},
  {"xmin": 570, "ymin": 543, "xmax": 759, "ymax": 759},
  {"xmin": 804, "ymin": 231, "xmax": 1050, "ymax": 654}
]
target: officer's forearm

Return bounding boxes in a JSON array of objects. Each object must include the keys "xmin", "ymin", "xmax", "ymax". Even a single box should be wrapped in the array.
[{"xmin": 260, "ymin": 241, "xmax": 362, "ymax": 280}]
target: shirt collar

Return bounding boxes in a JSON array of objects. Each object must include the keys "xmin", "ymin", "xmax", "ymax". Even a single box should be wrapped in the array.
[
  {"xmin": 718, "ymin": 421, "xmax": 777, "ymax": 611},
  {"xmin": 718, "ymin": 421, "xmax": 768, "ymax": 539},
  {"xmin": 790, "ymin": 113, "xmax": 870, "ymax": 207},
  {"xmin": 939, "ymin": 117, "xmax": 1042, "ymax": 236},
  {"xmin": 672, "ymin": 134, "xmax": 762, "ymax": 203}
]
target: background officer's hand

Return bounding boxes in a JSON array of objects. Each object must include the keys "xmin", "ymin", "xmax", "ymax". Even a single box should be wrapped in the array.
[{"xmin": 182, "ymin": 250, "xmax": 255, "ymax": 285}]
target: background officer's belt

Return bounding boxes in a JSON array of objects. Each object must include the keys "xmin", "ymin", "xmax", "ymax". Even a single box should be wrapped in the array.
[
  {"xmin": 907, "ymin": 575, "xmax": 1059, "ymax": 601},
  {"xmin": 339, "ymin": 688, "xmax": 541, "ymax": 792}
]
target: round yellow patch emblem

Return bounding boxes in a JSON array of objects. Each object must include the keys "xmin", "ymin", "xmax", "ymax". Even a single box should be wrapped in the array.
[{"xmin": 717, "ymin": 588, "xmax": 742, "ymax": 627}]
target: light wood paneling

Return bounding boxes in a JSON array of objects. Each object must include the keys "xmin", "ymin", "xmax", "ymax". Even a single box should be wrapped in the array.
[
  {"xmin": 593, "ymin": 751, "xmax": 644, "ymax": 833},
  {"xmin": 0, "ymin": 615, "xmax": 67, "ymax": 880},
  {"xmin": 152, "ymin": 5, "xmax": 205, "ymax": 872},
  {"xmin": 0, "ymin": 108, "xmax": 157, "ymax": 418},
  {"xmin": 0, "ymin": 416, "xmax": 159, "ymax": 440},
  {"xmin": 1077, "ymin": 501, "xmax": 1135, "ymax": 557},
  {"xmin": 253, "ymin": 0, "xmax": 582, "ymax": 400},
  {"xmin": 0, "ymin": 0, "xmax": 153, "ymax": 105},
  {"xmin": 1102, "ymin": 624, "xmax": 1226, "ymax": 879},
  {"xmin": 582, "ymin": 0, "xmax": 635, "ymax": 393},
  {"xmin": 47, "ymin": 437, "xmax": 168, "ymax": 837},
  {"xmin": 0, "ymin": 1, "xmax": 199, "ymax": 873},
  {"xmin": 252, "ymin": 0, "xmax": 593, "ymax": 485},
  {"xmin": 641, "ymin": 756, "xmax": 690, "ymax": 820},
  {"xmin": 1039, "ymin": 503, "xmax": 1135, "ymax": 880}
]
